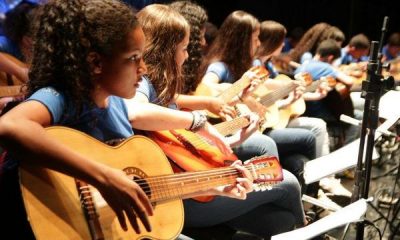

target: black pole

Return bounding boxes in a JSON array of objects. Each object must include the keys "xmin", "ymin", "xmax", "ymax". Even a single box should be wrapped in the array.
[{"xmin": 352, "ymin": 16, "xmax": 393, "ymax": 240}]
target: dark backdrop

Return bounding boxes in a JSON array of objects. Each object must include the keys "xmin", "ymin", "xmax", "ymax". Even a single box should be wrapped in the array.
[{"xmin": 192, "ymin": 0, "xmax": 400, "ymax": 45}]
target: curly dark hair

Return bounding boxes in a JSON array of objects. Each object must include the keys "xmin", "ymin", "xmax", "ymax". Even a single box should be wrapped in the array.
[
  {"xmin": 170, "ymin": 0, "xmax": 208, "ymax": 94},
  {"xmin": 199, "ymin": 10, "xmax": 259, "ymax": 81},
  {"xmin": 28, "ymin": 0, "xmax": 138, "ymax": 110},
  {"xmin": 138, "ymin": 4, "xmax": 190, "ymax": 106}
]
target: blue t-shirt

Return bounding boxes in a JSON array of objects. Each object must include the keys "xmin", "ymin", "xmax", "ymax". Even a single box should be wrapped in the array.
[
  {"xmin": 300, "ymin": 52, "xmax": 313, "ymax": 64},
  {"xmin": 2, "ymin": 87, "xmax": 133, "ymax": 170},
  {"xmin": 295, "ymin": 60, "xmax": 338, "ymax": 80},
  {"xmin": 382, "ymin": 45, "xmax": 400, "ymax": 62},
  {"xmin": 282, "ymin": 38, "xmax": 293, "ymax": 53},
  {"xmin": 136, "ymin": 76, "xmax": 178, "ymax": 109},
  {"xmin": 294, "ymin": 60, "xmax": 338, "ymax": 118},
  {"xmin": 205, "ymin": 61, "xmax": 234, "ymax": 84},
  {"xmin": 340, "ymin": 48, "xmax": 369, "ymax": 65},
  {"xmin": 0, "ymin": 35, "xmax": 23, "ymax": 60}
]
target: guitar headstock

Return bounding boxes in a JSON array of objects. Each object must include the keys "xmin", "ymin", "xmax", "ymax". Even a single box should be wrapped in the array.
[
  {"xmin": 320, "ymin": 76, "xmax": 337, "ymax": 88},
  {"xmin": 244, "ymin": 155, "xmax": 283, "ymax": 191},
  {"xmin": 294, "ymin": 72, "xmax": 313, "ymax": 86},
  {"xmin": 249, "ymin": 66, "xmax": 270, "ymax": 81}
]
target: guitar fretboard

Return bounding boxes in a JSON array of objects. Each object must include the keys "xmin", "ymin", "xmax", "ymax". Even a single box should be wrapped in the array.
[
  {"xmin": 259, "ymin": 82, "xmax": 298, "ymax": 107},
  {"xmin": 214, "ymin": 117, "xmax": 250, "ymax": 136}
]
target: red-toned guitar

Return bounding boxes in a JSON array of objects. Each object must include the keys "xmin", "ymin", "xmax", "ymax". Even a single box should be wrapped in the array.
[{"xmin": 148, "ymin": 116, "xmax": 259, "ymax": 201}]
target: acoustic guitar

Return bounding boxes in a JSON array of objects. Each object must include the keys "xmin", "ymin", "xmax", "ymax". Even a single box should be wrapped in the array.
[
  {"xmin": 193, "ymin": 66, "xmax": 269, "ymax": 120},
  {"xmin": 147, "ymin": 116, "xmax": 250, "ymax": 173},
  {"xmin": 274, "ymin": 76, "xmax": 337, "ymax": 129},
  {"xmin": 20, "ymin": 126, "xmax": 282, "ymax": 240},
  {"xmin": 251, "ymin": 73, "xmax": 310, "ymax": 130},
  {"xmin": 239, "ymin": 81, "xmax": 300, "ymax": 132}
]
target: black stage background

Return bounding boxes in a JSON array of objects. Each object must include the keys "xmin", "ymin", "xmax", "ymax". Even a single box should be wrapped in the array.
[{"xmin": 191, "ymin": 0, "xmax": 400, "ymax": 45}]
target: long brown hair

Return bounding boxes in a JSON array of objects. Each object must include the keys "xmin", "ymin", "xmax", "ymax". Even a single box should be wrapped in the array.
[
  {"xmin": 255, "ymin": 20, "xmax": 287, "ymax": 59},
  {"xmin": 288, "ymin": 22, "xmax": 331, "ymax": 63},
  {"xmin": 199, "ymin": 10, "xmax": 259, "ymax": 81},
  {"xmin": 138, "ymin": 4, "xmax": 190, "ymax": 106},
  {"xmin": 170, "ymin": 0, "xmax": 208, "ymax": 94}
]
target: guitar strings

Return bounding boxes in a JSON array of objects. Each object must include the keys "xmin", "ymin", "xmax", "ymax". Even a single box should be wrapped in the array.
[
  {"xmin": 259, "ymin": 84, "xmax": 297, "ymax": 107},
  {"xmin": 132, "ymin": 164, "xmax": 279, "ymax": 197},
  {"xmin": 137, "ymin": 160, "xmax": 277, "ymax": 185},
  {"xmin": 143, "ymin": 172, "xmax": 279, "ymax": 202},
  {"xmin": 168, "ymin": 117, "xmax": 249, "ymax": 149},
  {"xmin": 218, "ymin": 73, "xmax": 269, "ymax": 102}
]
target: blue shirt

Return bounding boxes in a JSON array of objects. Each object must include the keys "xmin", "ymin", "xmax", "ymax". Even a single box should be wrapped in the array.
[
  {"xmin": 137, "ymin": 76, "xmax": 178, "ymax": 109},
  {"xmin": 295, "ymin": 60, "xmax": 338, "ymax": 118},
  {"xmin": 253, "ymin": 59, "xmax": 278, "ymax": 79},
  {"xmin": 3, "ymin": 87, "xmax": 133, "ymax": 170},
  {"xmin": 295, "ymin": 60, "xmax": 338, "ymax": 80},
  {"xmin": 339, "ymin": 48, "xmax": 369, "ymax": 65},
  {"xmin": 205, "ymin": 61, "xmax": 234, "ymax": 84},
  {"xmin": 0, "ymin": 35, "xmax": 23, "ymax": 60},
  {"xmin": 282, "ymin": 38, "xmax": 293, "ymax": 53},
  {"xmin": 300, "ymin": 52, "xmax": 313, "ymax": 64},
  {"xmin": 382, "ymin": 45, "xmax": 400, "ymax": 62}
]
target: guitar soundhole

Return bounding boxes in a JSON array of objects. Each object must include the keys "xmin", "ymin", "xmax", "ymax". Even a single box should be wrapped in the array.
[{"xmin": 123, "ymin": 167, "xmax": 154, "ymax": 205}]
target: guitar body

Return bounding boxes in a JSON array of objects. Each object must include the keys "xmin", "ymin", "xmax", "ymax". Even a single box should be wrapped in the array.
[
  {"xmin": 192, "ymin": 82, "xmax": 223, "ymax": 121},
  {"xmin": 148, "ymin": 129, "xmax": 237, "ymax": 172},
  {"xmin": 148, "ymin": 129, "xmax": 238, "ymax": 203},
  {"xmin": 20, "ymin": 127, "xmax": 183, "ymax": 240},
  {"xmin": 273, "ymin": 98, "xmax": 306, "ymax": 129}
]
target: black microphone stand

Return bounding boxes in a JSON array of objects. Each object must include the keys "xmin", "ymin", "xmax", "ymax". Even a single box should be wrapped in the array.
[{"xmin": 352, "ymin": 16, "xmax": 395, "ymax": 240}]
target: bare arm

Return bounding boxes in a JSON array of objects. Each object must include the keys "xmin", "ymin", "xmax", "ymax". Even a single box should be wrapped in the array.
[
  {"xmin": 0, "ymin": 53, "xmax": 29, "ymax": 83},
  {"xmin": 176, "ymin": 94, "xmax": 216, "ymax": 110},
  {"xmin": 336, "ymin": 71, "xmax": 354, "ymax": 86},
  {"xmin": 0, "ymin": 101, "xmax": 153, "ymax": 233},
  {"xmin": 176, "ymin": 94, "xmax": 237, "ymax": 119},
  {"xmin": 201, "ymin": 72, "xmax": 233, "ymax": 93},
  {"xmin": 124, "ymin": 93, "xmax": 194, "ymax": 131}
]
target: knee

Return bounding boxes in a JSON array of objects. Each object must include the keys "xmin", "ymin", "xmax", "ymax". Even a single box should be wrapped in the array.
[
  {"xmin": 257, "ymin": 133, "xmax": 279, "ymax": 157},
  {"xmin": 304, "ymin": 132, "xmax": 316, "ymax": 150},
  {"xmin": 314, "ymin": 118, "xmax": 327, "ymax": 132},
  {"xmin": 278, "ymin": 170, "xmax": 302, "ymax": 197}
]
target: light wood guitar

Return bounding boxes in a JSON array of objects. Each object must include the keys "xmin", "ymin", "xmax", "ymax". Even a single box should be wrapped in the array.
[
  {"xmin": 193, "ymin": 66, "xmax": 269, "ymax": 120},
  {"xmin": 274, "ymin": 76, "xmax": 337, "ymax": 129},
  {"xmin": 20, "ymin": 126, "xmax": 282, "ymax": 240},
  {"xmin": 238, "ymin": 81, "xmax": 299, "ymax": 132}
]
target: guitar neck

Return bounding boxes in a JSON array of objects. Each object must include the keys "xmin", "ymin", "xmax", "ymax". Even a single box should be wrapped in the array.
[
  {"xmin": 144, "ymin": 166, "xmax": 240, "ymax": 203},
  {"xmin": 218, "ymin": 75, "xmax": 252, "ymax": 102},
  {"xmin": 214, "ymin": 116, "xmax": 250, "ymax": 136},
  {"xmin": 217, "ymin": 67, "xmax": 269, "ymax": 103},
  {"xmin": 305, "ymin": 80, "xmax": 320, "ymax": 93},
  {"xmin": 259, "ymin": 83, "xmax": 297, "ymax": 107}
]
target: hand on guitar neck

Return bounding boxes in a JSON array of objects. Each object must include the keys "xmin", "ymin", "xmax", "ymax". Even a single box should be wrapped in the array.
[{"xmin": 195, "ymin": 66, "xmax": 269, "ymax": 120}]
